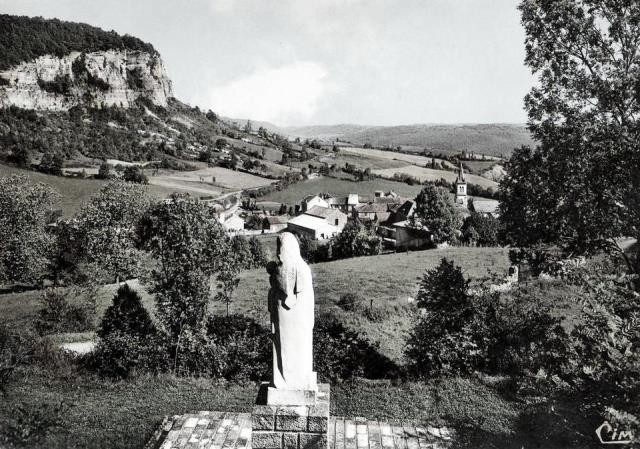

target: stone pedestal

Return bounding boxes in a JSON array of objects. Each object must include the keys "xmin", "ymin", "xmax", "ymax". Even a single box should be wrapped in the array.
[{"xmin": 251, "ymin": 383, "xmax": 330, "ymax": 449}]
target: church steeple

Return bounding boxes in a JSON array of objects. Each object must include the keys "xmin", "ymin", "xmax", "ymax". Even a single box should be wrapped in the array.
[
  {"xmin": 456, "ymin": 161, "xmax": 466, "ymax": 183},
  {"xmin": 455, "ymin": 161, "xmax": 467, "ymax": 206}
]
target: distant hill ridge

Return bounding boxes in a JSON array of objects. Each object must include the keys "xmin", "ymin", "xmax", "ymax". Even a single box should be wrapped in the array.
[
  {"xmin": 280, "ymin": 123, "xmax": 533, "ymax": 158},
  {"xmin": 0, "ymin": 15, "xmax": 156, "ymax": 70}
]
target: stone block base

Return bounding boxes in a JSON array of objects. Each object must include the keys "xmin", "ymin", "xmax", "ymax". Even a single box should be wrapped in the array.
[{"xmin": 251, "ymin": 384, "xmax": 330, "ymax": 449}]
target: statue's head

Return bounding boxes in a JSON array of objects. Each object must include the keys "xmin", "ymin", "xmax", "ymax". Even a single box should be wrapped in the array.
[{"xmin": 277, "ymin": 232, "xmax": 301, "ymax": 265}]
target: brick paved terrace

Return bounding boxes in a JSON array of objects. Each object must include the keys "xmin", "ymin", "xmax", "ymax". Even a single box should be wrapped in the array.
[{"xmin": 145, "ymin": 412, "xmax": 455, "ymax": 449}]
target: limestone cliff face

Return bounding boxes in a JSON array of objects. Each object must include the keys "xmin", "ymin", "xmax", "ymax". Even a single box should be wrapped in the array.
[{"xmin": 0, "ymin": 50, "xmax": 173, "ymax": 110}]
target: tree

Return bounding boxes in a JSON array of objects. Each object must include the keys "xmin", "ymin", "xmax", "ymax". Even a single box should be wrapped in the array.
[
  {"xmin": 410, "ymin": 185, "xmax": 462, "ymax": 244},
  {"xmin": 93, "ymin": 283, "xmax": 163, "ymax": 378},
  {"xmin": 0, "ymin": 175, "xmax": 59, "ymax": 285},
  {"xmin": 138, "ymin": 194, "xmax": 237, "ymax": 339},
  {"xmin": 330, "ymin": 221, "xmax": 382, "ymax": 259},
  {"xmin": 215, "ymin": 138, "xmax": 228, "ymax": 150},
  {"xmin": 38, "ymin": 151, "xmax": 64, "ymax": 175},
  {"xmin": 123, "ymin": 165, "xmax": 148, "ymax": 184},
  {"xmin": 58, "ymin": 181, "xmax": 150, "ymax": 283},
  {"xmin": 243, "ymin": 120, "xmax": 252, "ymax": 134},
  {"xmin": 501, "ymin": 1, "xmax": 640, "ymax": 279},
  {"xmin": 96, "ymin": 160, "xmax": 111, "ymax": 179},
  {"xmin": 461, "ymin": 212, "xmax": 501, "ymax": 246}
]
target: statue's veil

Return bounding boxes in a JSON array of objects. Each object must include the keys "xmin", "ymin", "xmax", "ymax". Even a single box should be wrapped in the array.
[{"xmin": 278, "ymin": 233, "xmax": 305, "ymax": 296}]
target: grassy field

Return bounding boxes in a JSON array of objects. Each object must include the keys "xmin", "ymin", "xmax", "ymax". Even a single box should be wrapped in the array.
[
  {"xmin": 0, "ymin": 246, "xmax": 596, "ymax": 449},
  {"xmin": 373, "ymin": 165, "xmax": 499, "ymax": 189},
  {"xmin": 0, "ymin": 163, "xmax": 189, "ymax": 216},
  {"xmin": 0, "ymin": 367, "xmax": 548, "ymax": 449},
  {"xmin": 221, "ymin": 247, "xmax": 511, "ymax": 362},
  {"xmin": 340, "ymin": 147, "xmax": 456, "ymax": 168},
  {"xmin": 260, "ymin": 177, "xmax": 426, "ymax": 204}
]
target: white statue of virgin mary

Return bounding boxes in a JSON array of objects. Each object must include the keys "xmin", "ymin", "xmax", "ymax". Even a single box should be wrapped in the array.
[{"xmin": 267, "ymin": 232, "xmax": 317, "ymax": 393}]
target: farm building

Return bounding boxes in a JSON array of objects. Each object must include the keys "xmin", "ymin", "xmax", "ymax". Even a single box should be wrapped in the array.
[
  {"xmin": 287, "ymin": 206, "xmax": 347, "ymax": 240},
  {"xmin": 300, "ymin": 194, "xmax": 329, "ymax": 212},
  {"xmin": 263, "ymin": 215, "xmax": 289, "ymax": 232},
  {"xmin": 392, "ymin": 221, "xmax": 432, "ymax": 250},
  {"xmin": 327, "ymin": 193, "xmax": 360, "ymax": 213}
]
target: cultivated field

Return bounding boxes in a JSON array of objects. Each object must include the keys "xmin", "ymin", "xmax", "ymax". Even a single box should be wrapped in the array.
[
  {"xmin": 149, "ymin": 166, "xmax": 273, "ymax": 193},
  {"xmin": 341, "ymin": 146, "xmax": 456, "ymax": 168},
  {"xmin": 374, "ymin": 165, "xmax": 499, "ymax": 189},
  {"xmin": 260, "ymin": 177, "xmax": 426, "ymax": 204}
]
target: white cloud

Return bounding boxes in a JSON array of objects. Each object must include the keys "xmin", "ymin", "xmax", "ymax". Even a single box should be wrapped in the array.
[
  {"xmin": 207, "ymin": 61, "xmax": 329, "ymax": 125},
  {"xmin": 208, "ymin": 0, "xmax": 235, "ymax": 14}
]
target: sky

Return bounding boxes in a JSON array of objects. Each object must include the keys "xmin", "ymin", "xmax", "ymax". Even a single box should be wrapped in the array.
[{"xmin": 1, "ymin": 0, "xmax": 535, "ymax": 126}]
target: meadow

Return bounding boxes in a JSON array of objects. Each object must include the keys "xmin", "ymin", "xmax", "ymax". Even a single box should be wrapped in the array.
[
  {"xmin": 0, "ymin": 163, "xmax": 178, "ymax": 216},
  {"xmin": 0, "ymin": 246, "xmax": 589, "ymax": 449},
  {"xmin": 259, "ymin": 177, "xmax": 426, "ymax": 204},
  {"xmin": 340, "ymin": 146, "xmax": 456, "ymax": 168},
  {"xmin": 373, "ymin": 165, "xmax": 499, "ymax": 189}
]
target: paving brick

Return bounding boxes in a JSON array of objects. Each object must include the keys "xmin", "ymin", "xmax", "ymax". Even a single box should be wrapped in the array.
[
  {"xmin": 253, "ymin": 431, "xmax": 283, "ymax": 449},
  {"xmin": 300, "ymin": 432, "xmax": 328, "ymax": 449},
  {"xmin": 282, "ymin": 432, "xmax": 299, "ymax": 449}
]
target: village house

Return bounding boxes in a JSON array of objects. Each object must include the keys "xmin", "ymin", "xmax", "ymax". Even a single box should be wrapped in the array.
[
  {"xmin": 262, "ymin": 215, "xmax": 289, "ymax": 233},
  {"xmin": 353, "ymin": 202, "xmax": 392, "ymax": 223},
  {"xmin": 392, "ymin": 221, "xmax": 432, "ymax": 250},
  {"xmin": 326, "ymin": 193, "xmax": 359, "ymax": 213},
  {"xmin": 300, "ymin": 194, "xmax": 329, "ymax": 212},
  {"xmin": 287, "ymin": 205, "xmax": 347, "ymax": 240}
]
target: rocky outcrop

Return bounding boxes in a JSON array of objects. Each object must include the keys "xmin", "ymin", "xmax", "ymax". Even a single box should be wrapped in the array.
[{"xmin": 0, "ymin": 50, "xmax": 173, "ymax": 110}]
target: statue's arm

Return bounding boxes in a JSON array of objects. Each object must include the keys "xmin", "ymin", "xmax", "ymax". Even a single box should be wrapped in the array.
[{"xmin": 281, "ymin": 266, "xmax": 298, "ymax": 309}]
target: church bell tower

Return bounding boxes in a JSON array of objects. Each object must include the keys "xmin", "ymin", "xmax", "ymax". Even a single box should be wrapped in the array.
[{"xmin": 455, "ymin": 162, "xmax": 468, "ymax": 206}]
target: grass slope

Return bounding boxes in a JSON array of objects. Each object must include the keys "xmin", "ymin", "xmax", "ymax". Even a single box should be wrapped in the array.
[
  {"xmin": 259, "ymin": 177, "xmax": 426, "ymax": 204},
  {"xmin": 0, "ymin": 163, "xmax": 177, "ymax": 216}
]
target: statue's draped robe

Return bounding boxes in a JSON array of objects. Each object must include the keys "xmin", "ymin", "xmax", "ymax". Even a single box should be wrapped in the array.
[{"xmin": 268, "ymin": 235, "xmax": 315, "ymax": 390}]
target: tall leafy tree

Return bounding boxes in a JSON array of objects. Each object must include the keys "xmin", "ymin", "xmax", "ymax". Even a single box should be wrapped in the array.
[
  {"xmin": 138, "ymin": 194, "xmax": 237, "ymax": 340},
  {"xmin": 410, "ymin": 184, "xmax": 462, "ymax": 244},
  {"xmin": 58, "ymin": 181, "xmax": 150, "ymax": 283},
  {"xmin": 502, "ymin": 1, "xmax": 640, "ymax": 277},
  {"xmin": 0, "ymin": 175, "xmax": 59, "ymax": 285},
  {"xmin": 330, "ymin": 220, "xmax": 382, "ymax": 259}
]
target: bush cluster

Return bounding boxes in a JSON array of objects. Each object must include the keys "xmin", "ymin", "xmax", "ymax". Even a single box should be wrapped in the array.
[{"xmin": 406, "ymin": 259, "xmax": 571, "ymax": 377}]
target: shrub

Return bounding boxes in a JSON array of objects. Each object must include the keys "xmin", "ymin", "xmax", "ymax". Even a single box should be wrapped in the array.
[
  {"xmin": 314, "ymin": 315, "xmax": 398, "ymax": 382},
  {"xmin": 0, "ymin": 399, "xmax": 69, "ymax": 447},
  {"xmin": 337, "ymin": 292, "xmax": 362, "ymax": 312},
  {"xmin": 92, "ymin": 284, "xmax": 164, "ymax": 378},
  {"xmin": 96, "ymin": 161, "xmax": 111, "ymax": 179},
  {"xmin": 204, "ymin": 315, "xmax": 270, "ymax": 381},
  {"xmin": 0, "ymin": 325, "xmax": 36, "ymax": 394},
  {"xmin": 123, "ymin": 165, "xmax": 148, "ymax": 184},
  {"xmin": 405, "ymin": 258, "xmax": 571, "ymax": 377},
  {"xmin": 35, "ymin": 289, "xmax": 93, "ymax": 335},
  {"xmin": 38, "ymin": 151, "xmax": 64, "ymax": 176}
]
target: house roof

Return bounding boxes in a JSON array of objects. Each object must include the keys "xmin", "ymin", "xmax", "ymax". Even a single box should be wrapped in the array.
[
  {"xmin": 302, "ymin": 194, "xmax": 324, "ymax": 203},
  {"xmin": 288, "ymin": 214, "xmax": 332, "ymax": 232},
  {"xmin": 355, "ymin": 203, "xmax": 389, "ymax": 213},
  {"xmin": 472, "ymin": 199, "xmax": 500, "ymax": 215},
  {"xmin": 265, "ymin": 216, "xmax": 289, "ymax": 225},
  {"xmin": 306, "ymin": 205, "xmax": 346, "ymax": 220}
]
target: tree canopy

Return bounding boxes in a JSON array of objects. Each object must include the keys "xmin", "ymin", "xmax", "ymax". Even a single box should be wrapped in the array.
[
  {"xmin": 501, "ymin": 1, "xmax": 640, "ymax": 271},
  {"xmin": 0, "ymin": 14, "xmax": 157, "ymax": 70}
]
